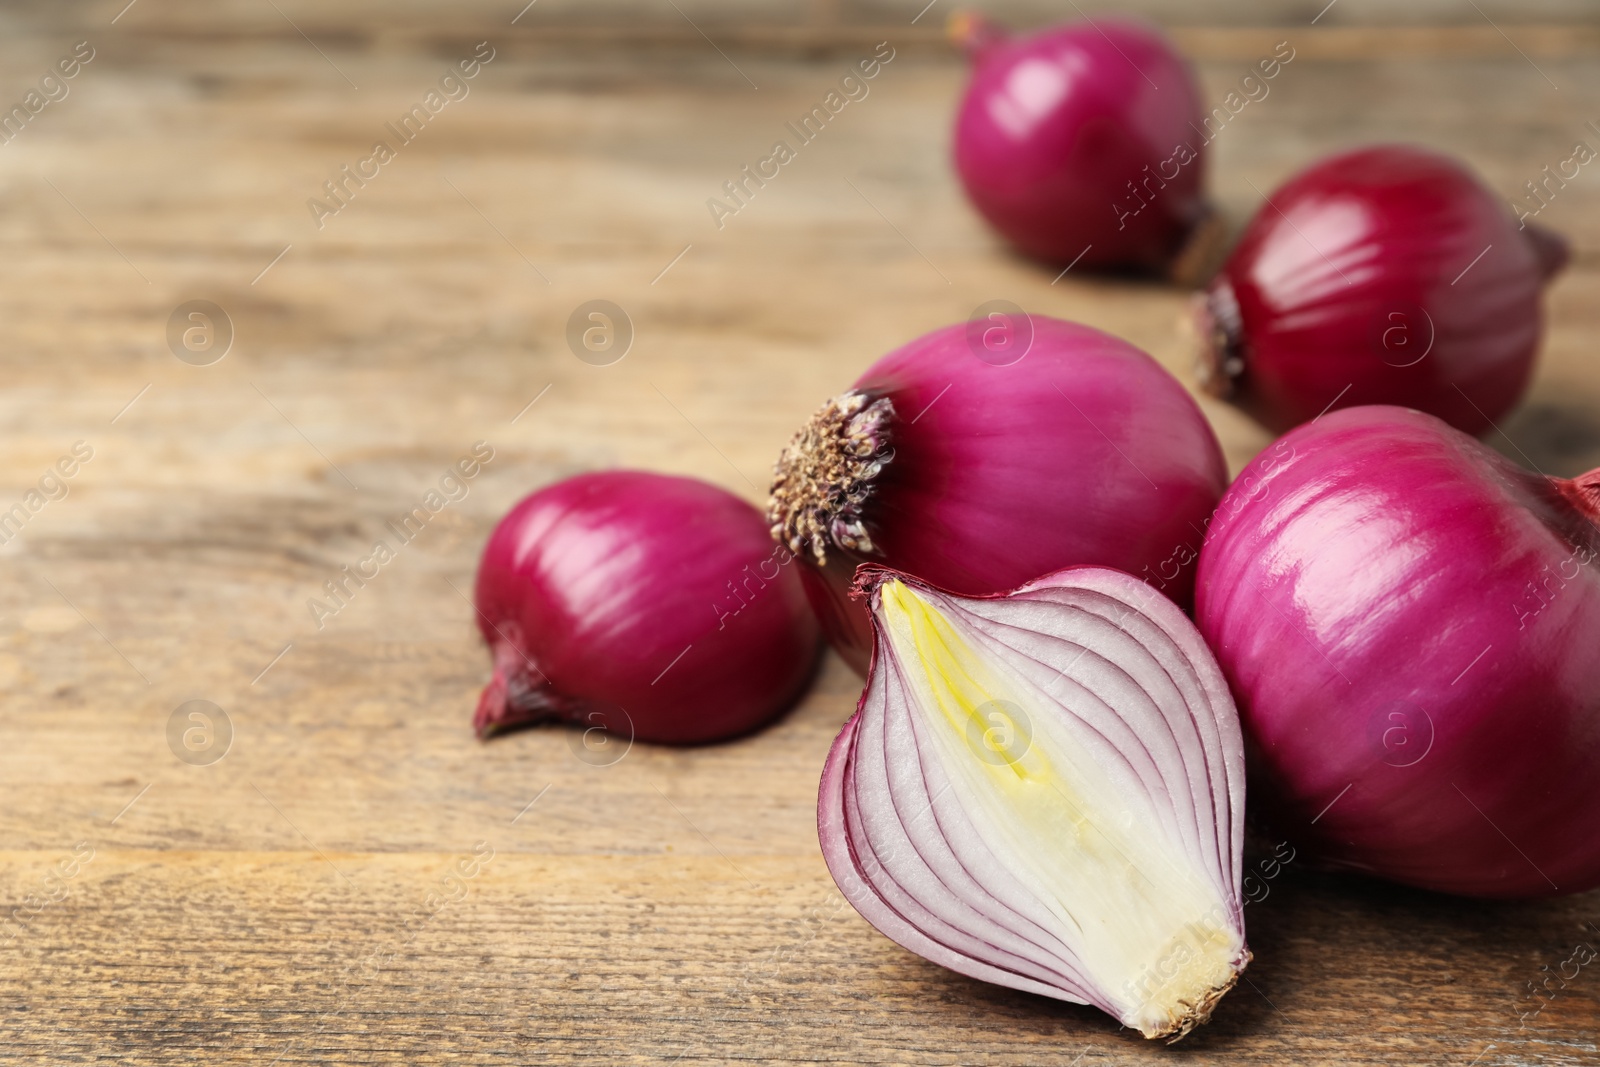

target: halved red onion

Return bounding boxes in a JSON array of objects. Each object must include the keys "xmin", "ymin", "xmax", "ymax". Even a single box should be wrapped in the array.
[{"xmin": 820, "ymin": 565, "xmax": 1248, "ymax": 1040}]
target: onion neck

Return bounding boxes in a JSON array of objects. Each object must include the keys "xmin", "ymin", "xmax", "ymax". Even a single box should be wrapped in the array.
[
  {"xmin": 474, "ymin": 633, "xmax": 570, "ymax": 739},
  {"xmin": 768, "ymin": 389, "xmax": 895, "ymax": 566},
  {"xmin": 1168, "ymin": 207, "xmax": 1229, "ymax": 289},
  {"xmin": 1192, "ymin": 279, "xmax": 1246, "ymax": 401},
  {"xmin": 1523, "ymin": 220, "xmax": 1570, "ymax": 283},
  {"xmin": 1556, "ymin": 468, "xmax": 1600, "ymax": 526},
  {"xmin": 948, "ymin": 10, "xmax": 1008, "ymax": 61}
]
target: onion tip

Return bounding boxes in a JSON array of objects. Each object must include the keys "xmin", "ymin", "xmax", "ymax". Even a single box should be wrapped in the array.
[
  {"xmin": 1523, "ymin": 220, "xmax": 1570, "ymax": 282},
  {"xmin": 1558, "ymin": 467, "xmax": 1600, "ymax": 522},
  {"xmin": 947, "ymin": 10, "xmax": 1007, "ymax": 58},
  {"xmin": 472, "ymin": 663, "xmax": 517, "ymax": 740},
  {"xmin": 845, "ymin": 562, "xmax": 897, "ymax": 603},
  {"xmin": 1168, "ymin": 208, "xmax": 1230, "ymax": 290},
  {"xmin": 473, "ymin": 639, "xmax": 565, "ymax": 741}
]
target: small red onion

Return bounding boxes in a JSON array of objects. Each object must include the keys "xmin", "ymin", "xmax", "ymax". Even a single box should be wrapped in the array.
[
  {"xmin": 473, "ymin": 470, "xmax": 820, "ymax": 745},
  {"xmin": 950, "ymin": 11, "xmax": 1213, "ymax": 275},
  {"xmin": 1197, "ymin": 406, "xmax": 1600, "ymax": 898},
  {"xmin": 1196, "ymin": 144, "xmax": 1568, "ymax": 435},
  {"xmin": 821, "ymin": 564, "xmax": 1248, "ymax": 1040},
  {"xmin": 769, "ymin": 315, "xmax": 1227, "ymax": 675}
]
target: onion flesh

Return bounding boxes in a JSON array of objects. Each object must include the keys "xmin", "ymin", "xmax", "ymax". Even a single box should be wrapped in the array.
[{"xmin": 820, "ymin": 565, "xmax": 1248, "ymax": 1040}]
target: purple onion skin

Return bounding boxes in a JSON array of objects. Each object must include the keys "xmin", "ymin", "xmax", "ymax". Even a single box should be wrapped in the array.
[
  {"xmin": 1200, "ymin": 145, "xmax": 1568, "ymax": 436},
  {"xmin": 952, "ymin": 13, "xmax": 1209, "ymax": 272},
  {"xmin": 804, "ymin": 318, "xmax": 1227, "ymax": 675},
  {"xmin": 473, "ymin": 471, "xmax": 820, "ymax": 746},
  {"xmin": 1197, "ymin": 406, "xmax": 1600, "ymax": 898}
]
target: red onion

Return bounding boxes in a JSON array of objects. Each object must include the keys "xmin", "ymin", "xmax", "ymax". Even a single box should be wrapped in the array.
[
  {"xmin": 1196, "ymin": 405, "xmax": 1600, "ymax": 898},
  {"xmin": 820, "ymin": 564, "xmax": 1248, "ymax": 1040},
  {"xmin": 768, "ymin": 315, "xmax": 1227, "ymax": 675},
  {"xmin": 473, "ymin": 470, "xmax": 820, "ymax": 745},
  {"xmin": 950, "ymin": 11, "xmax": 1213, "ymax": 275},
  {"xmin": 1196, "ymin": 144, "xmax": 1569, "ymax": 435}
]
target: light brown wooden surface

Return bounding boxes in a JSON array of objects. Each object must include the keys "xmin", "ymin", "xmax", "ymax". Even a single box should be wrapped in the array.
[{"xmin": 2, "ymin": 2, "xmax": 1599, "ymax": 1064}]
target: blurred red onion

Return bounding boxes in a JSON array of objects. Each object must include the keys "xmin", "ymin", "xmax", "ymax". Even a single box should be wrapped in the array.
[{"xmin": 950, "ymin": 11, "xmax": 1212, "ymax": 275}]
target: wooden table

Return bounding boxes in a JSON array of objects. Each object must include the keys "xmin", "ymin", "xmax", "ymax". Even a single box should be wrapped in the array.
[{"xmin": 2, "ymin": 2, "xmax": 1598, "ymax": 1063}]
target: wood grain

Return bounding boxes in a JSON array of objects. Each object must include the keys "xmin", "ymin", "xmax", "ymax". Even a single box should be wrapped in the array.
[{"xmin": 0, "ymin": 4, "xmax": 1598, "ymax": 1065}]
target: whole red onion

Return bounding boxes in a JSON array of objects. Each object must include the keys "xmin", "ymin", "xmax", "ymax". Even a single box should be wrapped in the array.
[
  {"xmin": 1196, "ymin": 405, "xmax": 1600, "ymax": 898},
  {"xmin": 768, "ymin": 315, "xmax": 1227, "ymax": 675},
  {"xmin": 950, "ymin": 11, "xmax": 1212, "ymax": 275},
  {"xmin": 1196, "ymin": 144, "xmax": 1568, "ymax": 436},
  {"xmin": 473, "ymin": 471, "xmax": 820, "ymax": 745}
]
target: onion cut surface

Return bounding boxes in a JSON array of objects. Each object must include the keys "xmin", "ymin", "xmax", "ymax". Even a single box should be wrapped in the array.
[{"xmin": 819, "ymin": 566, "xmax": 1249, "ymax": 1040}]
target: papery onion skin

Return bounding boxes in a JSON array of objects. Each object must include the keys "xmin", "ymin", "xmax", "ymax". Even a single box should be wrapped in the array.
[
  {"xmin": 820, "ymin": 564, "xmax": 1248, "ymax": 1040},
  {"xmin": 1196, "ymin": 406, "xmax": 1600, "ymax": 898},
  {"xmin": 951, "ymin": 11, "xmax": 1212, "ymax": 274},
  {"xmin": 473, "ymin": 470, "xmax": 820, "ymax": 745},
  {"xmin": 1196, "ymin": 145, "xmax": 1568, "ymax": 436},
  {"xmin": 769, "ymin": 316, "xmax": 1227, "ymax": 675}
]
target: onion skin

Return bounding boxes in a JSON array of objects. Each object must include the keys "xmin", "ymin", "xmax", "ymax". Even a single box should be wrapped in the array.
[
  {"xmin": 770, "ymin": 317, "xmax": 1228, "ymax": 676},
  {"xmin": 951, "ymin": 12, "xmax": 1211, "ymax": 274},
  {"xmin": 1197, "ymin": 145, "xmax": 1568, "ymax": 436},
  {"xmin": 473, "ymin": 471, "xmax": 820, "ymax": 745},
  {"xmin": 1196, "ymin": 406, "xmax": 1600, "ymax": 898}
]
